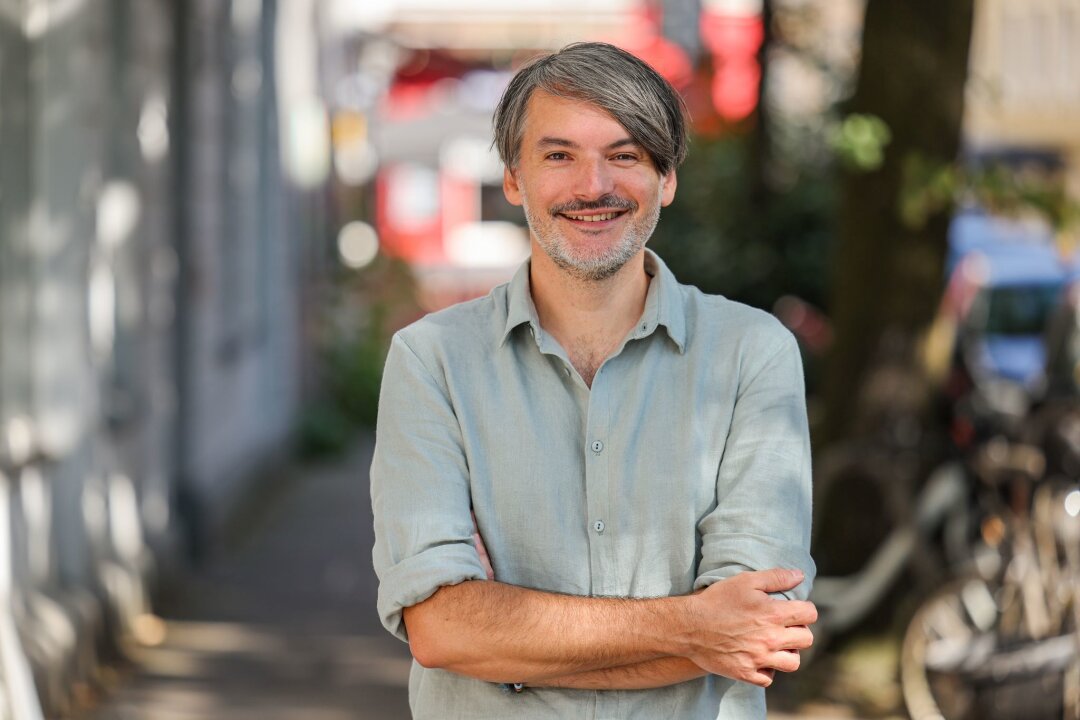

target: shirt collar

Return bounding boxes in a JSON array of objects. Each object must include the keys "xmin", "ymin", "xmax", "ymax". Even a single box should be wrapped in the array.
[
  {"xmin": 641, "ymin": 249, "xmax": 687, "ymax": 353},
  {"xmin": 500, "ymin": 249, "xmax": 687, "ymax": 353},
  {"xmin": 501, "ymin": 258, "xmax": 541, "ymax": 346}
]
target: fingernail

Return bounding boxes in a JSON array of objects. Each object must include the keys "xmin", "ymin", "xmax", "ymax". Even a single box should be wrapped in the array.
[{"xmin": 789, "ymin": 569, "xmax": 804, "ymax": 581}]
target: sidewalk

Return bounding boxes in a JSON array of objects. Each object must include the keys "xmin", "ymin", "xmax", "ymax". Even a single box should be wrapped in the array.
[
  {"xmin": 79, "ymin": 436, "xmax": 412, "ymax": 720},
  {"xmin": 77, "ymin": 435, "xmax": 868, "ymax": 720}
]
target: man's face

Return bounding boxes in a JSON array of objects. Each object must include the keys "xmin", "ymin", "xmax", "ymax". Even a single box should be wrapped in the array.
[{"xmin": 502, "ymin": 91, "xmax": 677, "ymax": 282}]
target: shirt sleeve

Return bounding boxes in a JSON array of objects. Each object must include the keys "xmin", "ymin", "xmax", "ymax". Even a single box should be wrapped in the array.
[
  {"xmin": 371, "ymin": 332, "xmax": 487, "ymax": 642},
  {"xmin": 694, "ymin": 328, "xmax": 816, "ymax": 600}
]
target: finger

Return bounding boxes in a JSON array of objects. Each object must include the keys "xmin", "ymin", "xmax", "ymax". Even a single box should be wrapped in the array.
[
  {"xmin": 777, "ymin": 625, "xmax": 814, "ymax": 651},
  {"xmin": 747, "ymin": 669, "xmax": 775, "ymax": 687},
  {"xmin": 746, "ymin": 568, "xmax": 804, "ymax": 594},
  {"xmin": 763, "ymin": 650, "xmax": 801, "ymax": 673},
  {"xmin": 769, "ymin": 599, "xmax": 818, "ymax": 627}
]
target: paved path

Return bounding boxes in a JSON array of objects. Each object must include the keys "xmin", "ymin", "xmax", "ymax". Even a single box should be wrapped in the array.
[{"xmin": 80, "ymin": 437, "xmax": 412, "ymax": 720}]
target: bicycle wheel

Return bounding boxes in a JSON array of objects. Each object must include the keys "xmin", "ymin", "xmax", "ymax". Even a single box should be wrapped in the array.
[
  {"xmin": 901, "ymin": 577, "xmax": 996, "ymax": 720},
  {"xmin": 902, "ymin": 574, "xmax": 1074, "ymax": 720}
]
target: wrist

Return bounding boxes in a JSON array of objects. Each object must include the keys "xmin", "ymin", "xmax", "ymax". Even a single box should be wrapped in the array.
[{"xmin": 651, "ymin": 594, "xmax": 700, "ymax": 659}]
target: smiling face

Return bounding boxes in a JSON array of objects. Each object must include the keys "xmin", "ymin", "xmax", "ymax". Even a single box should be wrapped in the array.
[{"xmin": 502, "ymin": 91, "xmax": 677, "ymax": 282}]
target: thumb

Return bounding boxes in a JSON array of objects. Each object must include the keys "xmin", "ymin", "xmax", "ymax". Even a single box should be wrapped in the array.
[{"xmin": 747, "ymin": 568, "xmax": 804, "ymax": 593}]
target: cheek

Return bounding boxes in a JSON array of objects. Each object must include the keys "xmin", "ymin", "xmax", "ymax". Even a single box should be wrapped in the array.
[
  {"xmin": 616, "ymin": 173, "xmax": 663, "ymax": 203},
  {"xmin": 630, "ymin": 181, "xmax": 664, "ymax": 208}
]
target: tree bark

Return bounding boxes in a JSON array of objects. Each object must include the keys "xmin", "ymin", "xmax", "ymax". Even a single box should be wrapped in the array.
[{"xmin": 822, "ymin": 0, "xmax": 975, "ymax": 445}]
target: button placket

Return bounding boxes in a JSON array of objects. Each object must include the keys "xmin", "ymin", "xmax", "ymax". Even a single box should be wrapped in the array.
[{"xmin": 583, "ymin": 359, "xmax": 616, "ymax": 597}]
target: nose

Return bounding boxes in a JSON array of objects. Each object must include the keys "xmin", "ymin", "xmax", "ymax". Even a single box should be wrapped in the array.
[{"xmin": 572, "ymin": 157, "xmax": 615, "ymax": 199}]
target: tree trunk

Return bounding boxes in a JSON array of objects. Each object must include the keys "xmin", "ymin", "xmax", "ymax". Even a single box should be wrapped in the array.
[{"xmin": 822, "ymin": 0, "xmax": 975, "ymax": 445}]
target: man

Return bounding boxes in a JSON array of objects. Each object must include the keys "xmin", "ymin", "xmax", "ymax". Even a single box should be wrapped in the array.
[{"xmin": 371, "ymin": 42, "xmax": 816, "ymax": 719}]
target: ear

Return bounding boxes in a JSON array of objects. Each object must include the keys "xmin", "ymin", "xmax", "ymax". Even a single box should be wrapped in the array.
[
  {"xmin": 503, "ymin": 166, "xmax": 523, "ymax": 207},
  {"xmin": 660, "ymin": 170, "xmax": 677, "ymax": 207}
]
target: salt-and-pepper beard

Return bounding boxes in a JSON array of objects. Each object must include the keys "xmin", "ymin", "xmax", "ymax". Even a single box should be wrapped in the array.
[{"xmin": 520, "ymin": 188, "xmax": 663, "ymax": 282}]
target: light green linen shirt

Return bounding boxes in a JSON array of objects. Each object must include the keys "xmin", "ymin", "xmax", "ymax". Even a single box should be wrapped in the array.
[{"xmin": 371, "ymin": 249, "xmax": 815, "ymax": 719}]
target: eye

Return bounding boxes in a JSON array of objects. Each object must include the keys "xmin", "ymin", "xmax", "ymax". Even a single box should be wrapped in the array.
[
  {"xmin": 611, "ymin": 152, "xmax": 639, "ymax": 163},
  {"xmin": 545, "ymin": 152, "xmax": 569, "ymax": 161}
]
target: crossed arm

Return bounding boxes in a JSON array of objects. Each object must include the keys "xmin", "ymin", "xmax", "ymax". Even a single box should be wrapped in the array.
[
  {"xmin": 411, "ymin": 523, "xmax": 813, "ymax": 690},
  {"xmin": 403, "ymin": 565, "xmax": 815, "ymax": 690}
]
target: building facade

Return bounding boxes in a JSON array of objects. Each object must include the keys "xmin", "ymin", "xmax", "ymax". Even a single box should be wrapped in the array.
[{"xmin": 0, "ymin": 1, "xmax": 326, "ymax": 715}]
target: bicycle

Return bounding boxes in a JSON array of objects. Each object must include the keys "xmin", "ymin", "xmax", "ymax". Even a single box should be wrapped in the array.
[{"xmin": 900, "ymin": 422, "xmax": 1080, "ymax": 719}]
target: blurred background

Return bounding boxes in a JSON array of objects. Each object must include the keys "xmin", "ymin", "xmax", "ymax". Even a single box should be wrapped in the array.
[{"xmin": 0, "ymin": 0, "xmax": 1078, "ymax": 718}]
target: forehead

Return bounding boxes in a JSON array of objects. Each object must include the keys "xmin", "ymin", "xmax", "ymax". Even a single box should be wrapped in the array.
[{"xmin": 520, "ymin": 90, "xmax": 632, "ymax": 145}]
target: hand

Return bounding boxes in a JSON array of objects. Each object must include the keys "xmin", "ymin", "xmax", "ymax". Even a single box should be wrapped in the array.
[
  {"xmin": 685, "ymin": 569, "xmax": 816, "ymax": 687},
  {"xmin": 471, "ymin": 512, "xmax": 495, "ymax": 581}
]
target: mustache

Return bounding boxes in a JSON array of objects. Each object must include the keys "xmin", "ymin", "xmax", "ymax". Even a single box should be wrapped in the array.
[{"xmin": 549, "ymin": 195, "xmax": 637, "ymax": 216}]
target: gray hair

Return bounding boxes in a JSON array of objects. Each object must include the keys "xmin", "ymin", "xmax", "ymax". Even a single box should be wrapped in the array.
[{"xmin": 493, "ymin": 42, "xmax": 689, "ymax": 177}]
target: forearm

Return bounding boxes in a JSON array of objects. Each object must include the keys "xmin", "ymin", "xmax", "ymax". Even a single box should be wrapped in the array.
[
  {"xmin": 535, "ymin": 656, "xmax": 707, "ymax": 690},
  {"xmin": 403, "ymin": 580, "xmax": 692, "ymax": 683}
]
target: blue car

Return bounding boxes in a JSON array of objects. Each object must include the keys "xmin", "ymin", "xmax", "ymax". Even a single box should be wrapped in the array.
[{"xmin": 947, "ymin": 210, "xmax": 1080, "ymax": 390}]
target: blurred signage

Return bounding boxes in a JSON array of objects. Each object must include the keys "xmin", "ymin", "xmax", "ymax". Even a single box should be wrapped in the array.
[
  {"xmin": 701, "ymin": 0, "xmax": 763, "ymax": 121},
  {"xmin": 377, "ymin": 163, "xmax": 443, "ymax": 263},
  {"xmin": 616, "ymin": 5, "xmax": 693, "ymax": 89},
  {"xmin": 375, "ymin": 142, "xmax": 529, "ymax": 271}
]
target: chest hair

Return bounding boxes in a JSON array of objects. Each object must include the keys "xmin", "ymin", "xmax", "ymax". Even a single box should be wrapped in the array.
[{"xmin": 567, "ymin": 336, "xmax": 619, "ymax": 388}]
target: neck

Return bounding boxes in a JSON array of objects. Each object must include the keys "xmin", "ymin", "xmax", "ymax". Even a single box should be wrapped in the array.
[{"xmin": 528, "ymin": 244, "xmax": 650, "ymax": 358}]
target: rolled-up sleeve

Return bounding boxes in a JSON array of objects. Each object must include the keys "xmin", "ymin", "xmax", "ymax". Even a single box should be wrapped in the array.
[
  {"xmin": 695, "ymin": 328, "xmax": 816, "ymax": 600},
  {"xmin": 371, "ymin": 332, "xmax": 486, "ymax": 642}
]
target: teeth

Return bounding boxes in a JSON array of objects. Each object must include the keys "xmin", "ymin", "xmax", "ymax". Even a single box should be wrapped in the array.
[{"xmin": 565, "ymin": 212, "xmax": 619, "ymax": 222}]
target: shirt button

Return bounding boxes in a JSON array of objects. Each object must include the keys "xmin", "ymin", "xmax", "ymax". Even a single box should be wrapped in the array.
[
  {"xmin": 591, "ymin": 440, "xmax": 604, "ymax": 453},
  {"xmin": 593, "ymin": 520, "xmax": 605, "ymax": 534},
  {"xmin": 564, "ymin": 366, "xmax": 571, "ymax": 377}
]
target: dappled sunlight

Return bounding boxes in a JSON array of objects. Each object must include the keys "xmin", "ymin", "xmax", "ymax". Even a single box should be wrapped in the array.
[
  {"xmin": 126, "ymin": 620, "xmax": 412, "ymax": 688},
  {"xmin": 89, "ymin": 619, "xmax": 412, "ymax": 718}
]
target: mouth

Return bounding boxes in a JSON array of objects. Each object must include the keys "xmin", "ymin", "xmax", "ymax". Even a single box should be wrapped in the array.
[{"xmin": 556, "ymin": 209, "xmax": 629, "ymax": 226}]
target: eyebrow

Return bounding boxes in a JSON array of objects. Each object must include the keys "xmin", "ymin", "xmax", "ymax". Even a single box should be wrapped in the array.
[{"xmin": 535, "ymin": 136, "xmax": 640, "ymax": 150}]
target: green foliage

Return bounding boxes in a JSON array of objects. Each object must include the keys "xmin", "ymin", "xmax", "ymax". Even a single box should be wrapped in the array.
[
  {"xmin": 296, "ymin": 255, "xmax": 420, "ymax": 459},
  {"xmin": 297, "ymin": 319, "xmax": 389, "ymax": 459},
  {"xmin": 650, "ymin": 132, "xmax": 835, "ymax": 313},
  {"xmin": 899, "ymin": 152, "xmax": 1080, "ymax": 234},
  {"xmin": 965, "ymin": 164, "xmax": 1080, "ymax": 233},
  {"xmin": 830, "ymin": 114, "xmax": 892, "ymax": 172},
  {"xmin": 322, "ymin": 311, "xmax": 390, "ymax": 429},
  {"xmin": 898, "ymin": 153, "xmax": 960, "ymax": 229},
  {"xmin": 296, "ymin": 402, "xmax": 355, "ymax": 458}
]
